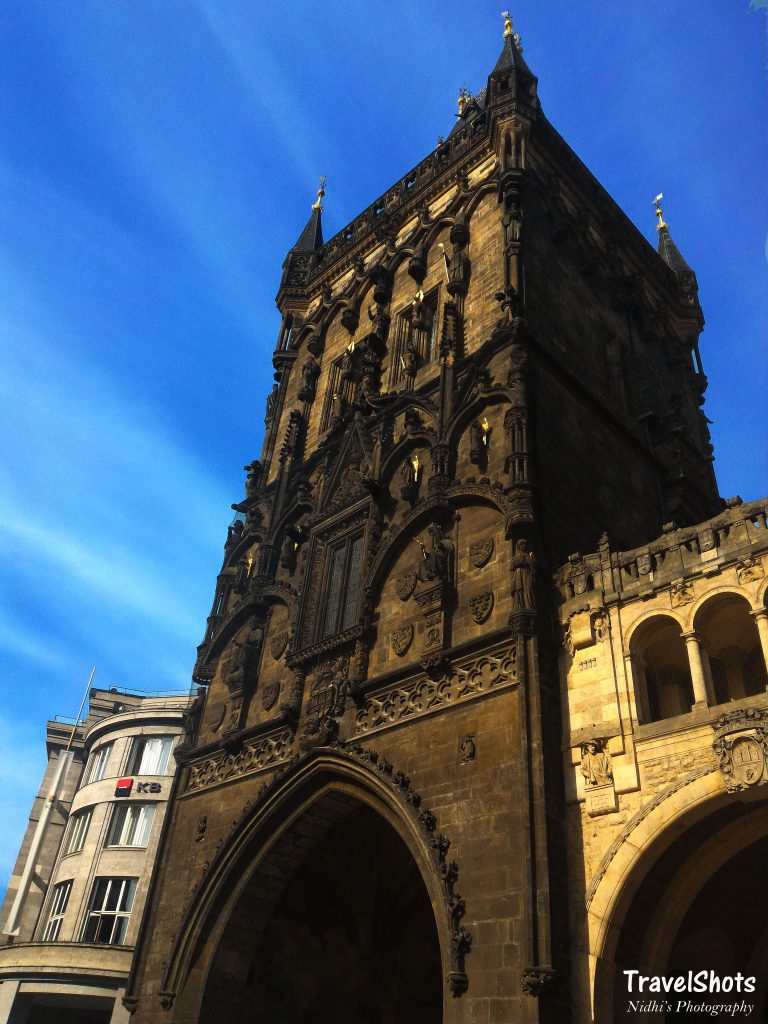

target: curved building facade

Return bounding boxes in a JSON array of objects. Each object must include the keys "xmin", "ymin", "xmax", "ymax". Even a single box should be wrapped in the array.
[{"xmin": 0, "ymin": 688, "xmax": 192, "ymax": 1024}]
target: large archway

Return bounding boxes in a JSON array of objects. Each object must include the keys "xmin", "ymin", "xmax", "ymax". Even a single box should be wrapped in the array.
[
  {"xmin": 594, "ymin": 792, "xmax": 768, "ymax": 1023},
  {"xmin": 199, "ymin": 791, "xmax": 443, "ymax": 1024}
]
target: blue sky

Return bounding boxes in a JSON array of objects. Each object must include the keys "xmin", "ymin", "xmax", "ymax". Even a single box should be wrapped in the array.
[{"xmin": 0, "ymin": 2, "xmax": 765, "ymax": 888}]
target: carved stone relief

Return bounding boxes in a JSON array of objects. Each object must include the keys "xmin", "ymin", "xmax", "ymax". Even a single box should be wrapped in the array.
[
  {"xmin": 270, "ymin": 630, "xmax": 289, "ymax": 661},
  {"xmin": 391, "ymin": 624, "xmax": 414, "ymax": 657},
  {"xmin": 469, "ymin": 537, "xmax": 494, "ymax": 568},
  {"xmin": 469, "ymin": 591, "xmax": 494, "ymax": 624},
  {"xmin": 261, "ymin": 680, "xmax": 281, "ymax": 712},
  {"xmin": 670, "ymin": 581, "xmax": 694, "ymax": 607},
  {"xmin": 713, "ymin": 708, "xmax": 768, "ymax": 792},
  {"xmin": 737, "ymin": 558, "xmax": 764, "ymax": 584},
  {"xmin": 395, "ymin": 571, "xmax": 418, "ymax": 602}
]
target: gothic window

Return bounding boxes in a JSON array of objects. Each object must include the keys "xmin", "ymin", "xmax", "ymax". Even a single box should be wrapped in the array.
[
  {"xmin": 320, "ymin": 354, "xmax": 356, "ymax": 432},
  {"xmin": 319, "ymin": 531, "xmax": 364, "ymax": 639},
  {"xmin": 389, "ymin": 287, "xmax": 440, "ymax": 388}
]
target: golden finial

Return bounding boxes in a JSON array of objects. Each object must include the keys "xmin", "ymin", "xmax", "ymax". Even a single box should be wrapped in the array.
[
  {"xmin": 502, "ymin": 10, "xmax": 513, "ymax": 37},
  {"xmin": 312, "ymin": 175, "xmax": 326, "ymax": 211},
  {"xmin": 458, "ymin": 86, "xmax": 470, "ymax": 116},
  {"xmin": 653, "ymin": 193, "xmax": 668, "ymax": 231}
]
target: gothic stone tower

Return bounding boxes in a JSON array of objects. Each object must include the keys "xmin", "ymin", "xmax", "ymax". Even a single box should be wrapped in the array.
[{"xmin": 126, "ymin": 20, "xmax": 721, "ymax": 1024}]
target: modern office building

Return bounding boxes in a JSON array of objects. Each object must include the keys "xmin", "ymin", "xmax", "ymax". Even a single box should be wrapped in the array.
[{"xmin": 0, "ymin": 687, "xmax": 193, "ymax": 1024}]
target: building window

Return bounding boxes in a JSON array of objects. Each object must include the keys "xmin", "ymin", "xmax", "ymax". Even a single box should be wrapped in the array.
[
  {"xmin": 107, "ymin": 803, "xmax": 156, "ymax": 848},
  {"xmin": 319, "ymin": 354, "xmax": 356, "ymax": 432},
  {"xmin": 82, "ymin": 877, "xmax": 137, "ymax": 945},
  {"xmin": 65, "ymin": 808, "xmax": 93, "ymax": 855},
  {"xmin": 630, "ymin": 616, "xmax": 694, "ymax": 724},
  {"xmin": 41, "ymin": 880, "xmax": 72, "ymax": 942},
  {"xmin": 320, "ymin": 532, "xmax": 365, "ymax": 639},
  {"xmin": 390, "ymin": 288, "xmax": 440, "ymax": 388},
  {"xmin": 127, "ymin": 736, "xmax": 173, "ymax": 776},
  {"xmin": 81, "ymin": 743, "xmax": 113, "ymax": 786}
]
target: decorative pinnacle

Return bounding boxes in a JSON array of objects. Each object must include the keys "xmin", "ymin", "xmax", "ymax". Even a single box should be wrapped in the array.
[
  {"xmin": 457, "ymin": 86, "xmax": 471, "ymax": 115},
  {"xmin": 502, "ymin": 10, "xmax": 523, "ymax": 49},
  {"xmin": 312, "ymin": 175, "xmax": 326, "ymax": 211},
  {"xmin": 653, "ymin": 193, "xmax": 668, "ymax": 231}
]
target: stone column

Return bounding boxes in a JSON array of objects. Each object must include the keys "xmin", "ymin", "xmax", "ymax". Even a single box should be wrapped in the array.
[
  {"xmin": 625, "ymin": 652, "xmax": 650, "ymax": 724},
  {"xmin": 751, "ymin": 610, "xmax": 768, "ymax": 686},
  {"xmin": 682, "ymin": 631, "xmax": 709, "ymax": 706}
]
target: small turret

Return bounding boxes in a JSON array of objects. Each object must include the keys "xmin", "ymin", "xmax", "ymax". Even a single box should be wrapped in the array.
[{"xmin": 653, "ymin": 193, "xmax": 699, "ymax": 306}]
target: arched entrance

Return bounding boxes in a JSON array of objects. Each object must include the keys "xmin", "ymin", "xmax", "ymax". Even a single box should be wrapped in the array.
[
  {"xmin": 594, "ymin": 793, "xmax": 768, "ymax": 1023},
  {"xmin": 199, "ymin": 790, "xmax": 443, "ymax": 1024}
]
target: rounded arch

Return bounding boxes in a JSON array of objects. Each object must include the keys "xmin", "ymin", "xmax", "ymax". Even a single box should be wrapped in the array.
[
  {"xmin": 627, "ymin": 612, "xmax": 694, "ymax": 724},
  {"xmin": 445, "ymin": 389, "xmax": 512, "ymax": 451},
  {"xmin": 624, "ymin": 608, "xmax": 687, "ymax": 650},
  {"xmin": 689, "ymin": 584, "xmax": 756, "ymax": 626},
  {"xmin": 693, "ymin": 590, "xmax": 766, "ymax": 703},
  {"xmin": 590, "ymin": 772, "xmax": 768, "ymax": 1022},
  {"xmin": 757, "ymin": 576, "xmax": 768, "ymax": 608},
  {"xmin": 161, "ymin": 747, "xmax": 464, "ymax": 1020}
]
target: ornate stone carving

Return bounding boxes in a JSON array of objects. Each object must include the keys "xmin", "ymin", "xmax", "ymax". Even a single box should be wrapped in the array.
[
  {"xmin": 521, "ymin": 966, "xmax": 556, "ymax": 997},
  {"xmin": 186, "ymin": 727, "xmax": 293, "ymax": 793},
  {"xmin": 469, "ymin": 591, "xmax": 494, "ymax": 624},
  {"xmin": 469, "ymin": 537, "xmax": 494, "ymax": 568},
  {"xmin": 261, "ymin": 679, "xmax": 280, "ymax": 712},
  {"xmin": 510, "ymin": 539, "xmax": 536, "ymax": 610},
  {"xmin": 460, "ymin": 735, "xmax": 476, "ymax": 764},
  {"xmin": 670, "ymin": 580, "xmax": 694, "ymax": 607},
  {"xmin": 580, "ymin": 740, "xmax": 612, "ymax": 787},
  {"xmin": 737, "ymin": 557, "xmax": 764, "ymax": 584},
  {"xmin": 356, "ymin": 644, "xmax": 517, "ymax": 734},
  {"xmin": 391, "ymin": 624, "xmax": 414, "ymax": 657},
  {"xmin": 301, "ymin": 656, "xmax": 349, "ymax": 749},
  {"xmin": 395, "ymin": 571, "xmax": 418, "ymax": 602},
  {"xmin": 269, "ymin": 630, "xmax": 289, "ymax": 661},
  {"xmin": 713, "ymin": 708, "xmax": 768, "ymax": 792}
]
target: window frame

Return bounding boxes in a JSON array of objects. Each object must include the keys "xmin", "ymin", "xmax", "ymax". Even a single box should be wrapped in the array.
[
  {"xmin": 64, "ymin": 807, "xmax": 93, "ymax": 856},
  {"xmin": 317, "ymin": 529, "xmax": 365, "ymax": 641},
  {"xmin": 106, "ymin": 802, "xmax": 156, "ymax": 849},
  {"xmin": 41, "ymin": 880, "xmax": 72, "ymax": 942},
  {"xmin": 81, "ymin": 743, "xmax": 113, "ymax": 786},
  {"xmin": 126, "ymin": 736, "xmax": 173, "ymax": 776},
  {"xmin": 82, "ymin": 876, "xmax": 137, "ymax": 946}
]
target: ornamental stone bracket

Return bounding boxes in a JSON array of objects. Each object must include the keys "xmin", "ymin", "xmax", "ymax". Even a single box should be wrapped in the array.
[
  {"xmin": 521, "ymin": 965, "xmax": 556, "ymax": 997},
  {"xmin": 712, "ymin": 708, "xmax": 768, "ymax": 792}
]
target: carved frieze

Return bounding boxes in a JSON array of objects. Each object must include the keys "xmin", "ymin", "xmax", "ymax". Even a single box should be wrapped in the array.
[
  {"xmin": 391, "ymin": 624, "xmax": 414, "ymax": 657},
  {"xmin": 469, "ymin": 537, "xmax": 494, "ymax": 568},
  {"xmin": 356, "ymin": 644, "xmax": 517, "ymax": 735},
  {"xmin": 469, "ymin": 591, "xmax": 494, "ymax": 624},
  {"xmin": 713, "ymin": 708, "xmax": 768, "ymax": 792},
  {"xmin": 185, "ymin": 728, "xmax": 293, "ymax": 793}
]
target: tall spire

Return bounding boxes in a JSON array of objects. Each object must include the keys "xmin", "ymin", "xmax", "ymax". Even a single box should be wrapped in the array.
[
  {"xmin": 291, "ymin": 177, "xmax": 325, "ymax": 254},
  {"xmin": 491, "ymin": 10, "xmax": 535, "ymax": 79},
  {"xmin": 653, "ymin": 193, "xmax": 693, "ymax": 275}
]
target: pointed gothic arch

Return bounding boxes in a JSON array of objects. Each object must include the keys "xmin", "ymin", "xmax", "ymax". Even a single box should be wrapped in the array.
[{"xmin": 152, "ymin": 747, "xmax": 469, "ymax": 1021}]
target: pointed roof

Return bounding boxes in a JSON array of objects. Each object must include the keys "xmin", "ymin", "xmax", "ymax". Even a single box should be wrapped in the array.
[
  {"xmin": 291, "ymin": 206, "xmax": 323, "ymax": 254},
  {"xmin": 290, "ymin": 177, "xmax": 326, "ymax": 254},
  {"xmin": 491, "ymin": 29, "xmax": 535, "ymax": 81},
  {"xmin": 657, "ymin": 225, "xmax": 693, "ymax": 275}
]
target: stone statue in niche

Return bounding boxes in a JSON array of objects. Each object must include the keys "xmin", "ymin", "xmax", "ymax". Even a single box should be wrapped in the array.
[
  {"xmin": 243, "ymin": 460, "xmax": 261, "ymax": 499},
  {"xmin": 460, "ymin": 735, "xmax": 476, "ymax": 764},
  {"xmin": 402, "ymin": 338, "xmax": 419, "ymax": 380},
  {"xmin": 580, "ymin": 740, "xmax": 613, "ymax": 787},
  {"xmin": 298, "ymin": 355, "xmax": 320, "ymax": 400},
  {"xmin": 225, "ymin": 621, "xmax": 264, "ymax": 694},
  {"xmin": 415, "ymin": 523, "xmax": 454, "ymax": 584},
  {"xmin": 264, "ymin": 383, "xmax": 279, "ymax": 426},
  {"xmin": 510, "ymin": 539, "xmax": 536, "ymax": 610}
]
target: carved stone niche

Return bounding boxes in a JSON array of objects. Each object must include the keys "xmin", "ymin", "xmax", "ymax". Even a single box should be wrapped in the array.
[
  {"xmin": 713, "ymin": 708, "xmax": 768, "ymax": 793},
  {"xmin": 579, "ymin": 739, "xmax": 617, "ymax": 817}
]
